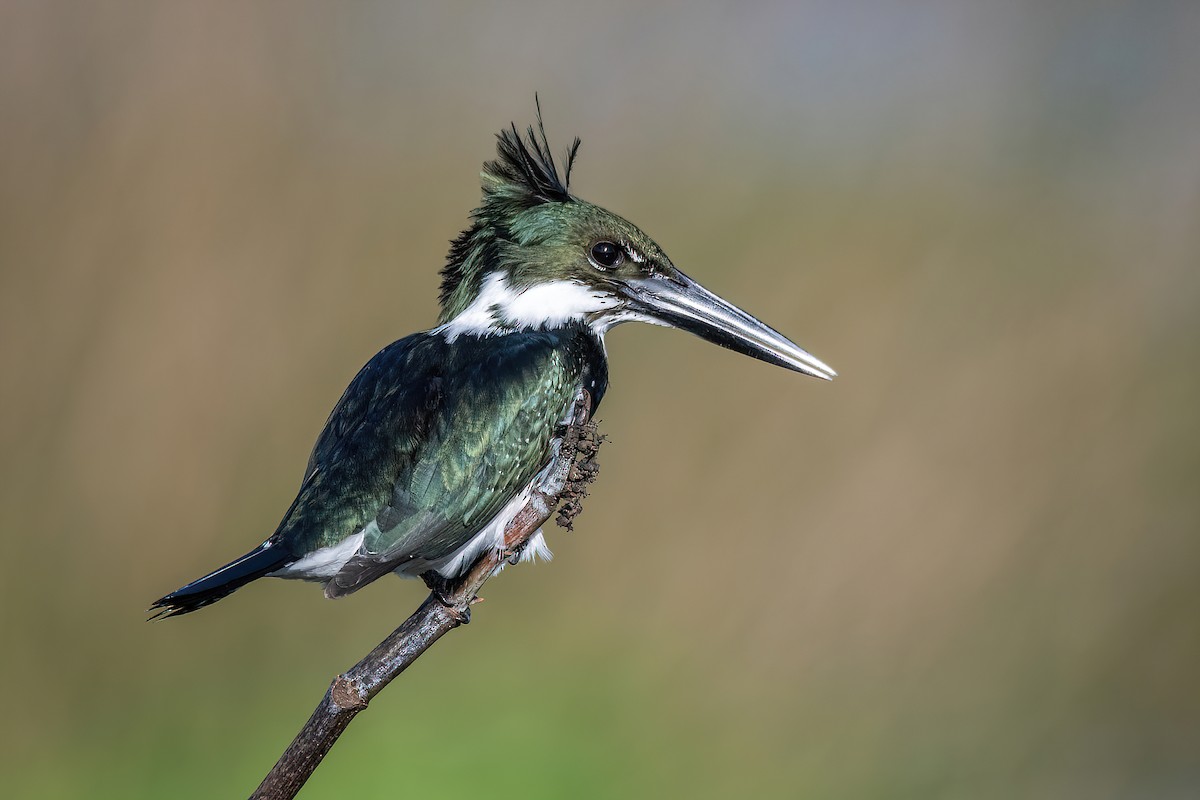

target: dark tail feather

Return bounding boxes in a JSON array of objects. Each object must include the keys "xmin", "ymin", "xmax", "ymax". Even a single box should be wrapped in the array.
[{"xmin": 149, "ymin": 542, "xmax": 290, "ymax": 619}]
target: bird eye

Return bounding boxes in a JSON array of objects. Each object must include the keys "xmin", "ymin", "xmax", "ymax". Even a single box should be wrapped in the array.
[{"xmin": 589, "ymin": 241, "xmax": 624, "ymax": 270}]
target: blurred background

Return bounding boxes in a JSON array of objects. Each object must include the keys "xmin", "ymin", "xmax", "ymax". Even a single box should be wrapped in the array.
[{"xmin": 2, "ymin": 1, "xmax": 1198, "ymax": 797}]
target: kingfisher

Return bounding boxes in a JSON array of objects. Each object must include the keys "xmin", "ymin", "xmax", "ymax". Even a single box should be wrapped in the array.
[{"xmin": 150, "ymin": 109, "xmax": 836, "ymax": 618}]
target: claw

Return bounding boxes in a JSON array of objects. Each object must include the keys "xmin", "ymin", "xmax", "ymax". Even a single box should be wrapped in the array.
[{"xmin": 420, "ymin": 571, "xmax": 471, "ymax": 625}]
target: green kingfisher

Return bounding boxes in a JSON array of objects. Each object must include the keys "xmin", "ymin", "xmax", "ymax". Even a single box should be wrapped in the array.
[{"xmin": 151, "ymin": 111, "xmax": 836, "ymax": 618}]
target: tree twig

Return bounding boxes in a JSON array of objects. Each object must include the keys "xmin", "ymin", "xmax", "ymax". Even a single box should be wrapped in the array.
[{"xmin": 250, "ymin": 391, "xmax": 600, "ymax": 800}]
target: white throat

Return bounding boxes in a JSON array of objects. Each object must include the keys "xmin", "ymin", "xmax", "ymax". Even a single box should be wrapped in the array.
[{"xmin": 436, "ymin": 272, "xmax": 620, "ymax": 341}]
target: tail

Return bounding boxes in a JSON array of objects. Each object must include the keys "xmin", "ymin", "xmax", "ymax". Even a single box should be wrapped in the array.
[{"xmin": 149, "ymin": 541, "xmax": 290, "ymax": 619}]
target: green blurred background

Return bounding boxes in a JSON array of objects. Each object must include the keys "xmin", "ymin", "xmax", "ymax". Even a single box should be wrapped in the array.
[{"xmin": 3, "ymin": 2, "xmax": 1198, "ymax": 797}]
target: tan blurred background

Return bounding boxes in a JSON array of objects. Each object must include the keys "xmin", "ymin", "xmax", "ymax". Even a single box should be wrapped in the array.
[{"xmin": 2, "ymin": 1, "xmax": 1198, "ymax": 797}]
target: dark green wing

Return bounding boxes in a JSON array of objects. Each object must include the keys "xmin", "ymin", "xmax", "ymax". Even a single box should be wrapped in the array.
[
  {"xmin": 276, "ymin": 335, "xmax": 437, "ymax": 559},
  {"xmin": 273, "ymin": 329, "xmax": 595, "ymax": 597}
]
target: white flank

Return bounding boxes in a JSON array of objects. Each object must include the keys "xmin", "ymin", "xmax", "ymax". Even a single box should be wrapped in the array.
[
  {"xmin": 437, "ymin": 272, "xmax": 618, "ymax": 341},
  {"xmin": 269, "ymin": 528, "xmax": 369, "ymax": 580},
  {"xmin": 393, "ymin": 481, "xmax": 556, "ymax": 579},
  {"xmin": 521, "ymin": 529, "xmax": 553, "ymax": 563}
]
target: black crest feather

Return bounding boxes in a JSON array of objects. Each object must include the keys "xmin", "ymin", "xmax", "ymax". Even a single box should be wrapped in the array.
[
  {"xmin": 439, "ymin": 99, "xmax": 581, "ymax": 317},
  {"xmin": 484, "ymin": 97, "xmax": 581, "ymax": 205}
]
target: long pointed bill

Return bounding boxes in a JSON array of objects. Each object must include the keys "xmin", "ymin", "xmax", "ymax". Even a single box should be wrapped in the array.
[{"xmin": 620, "ymin": 270, "xmax": 837, "ymax": 380}]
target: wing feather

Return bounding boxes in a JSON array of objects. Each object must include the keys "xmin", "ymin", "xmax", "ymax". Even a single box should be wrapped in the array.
[{"xmin": 273, "ymin": 329, "xmax": 590, "ymax": 597}]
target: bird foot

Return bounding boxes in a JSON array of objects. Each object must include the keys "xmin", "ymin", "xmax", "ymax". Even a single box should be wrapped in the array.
[
  {"xmin": 420, "ymin": 571, "xmax": 471, "ymax": 625},
  {"xmin": 499, "ymin": 543, "xmax": 524, "ymax": 565}
]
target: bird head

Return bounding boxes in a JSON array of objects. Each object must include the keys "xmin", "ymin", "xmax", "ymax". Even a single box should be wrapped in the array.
[{"xmin": 436, "ymin": 107, "xmax": 836, "ymax": 381}]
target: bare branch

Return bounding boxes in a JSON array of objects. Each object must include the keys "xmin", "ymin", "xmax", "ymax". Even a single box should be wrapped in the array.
[{"xmin": 250, "ymin": 391, "xmax": 601, "ymax": 800}]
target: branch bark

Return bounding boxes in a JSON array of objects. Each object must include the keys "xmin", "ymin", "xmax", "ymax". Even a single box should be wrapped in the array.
[{"xmin": 249, "ymin": 391, "xmax": 599, "ymax": 800}]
